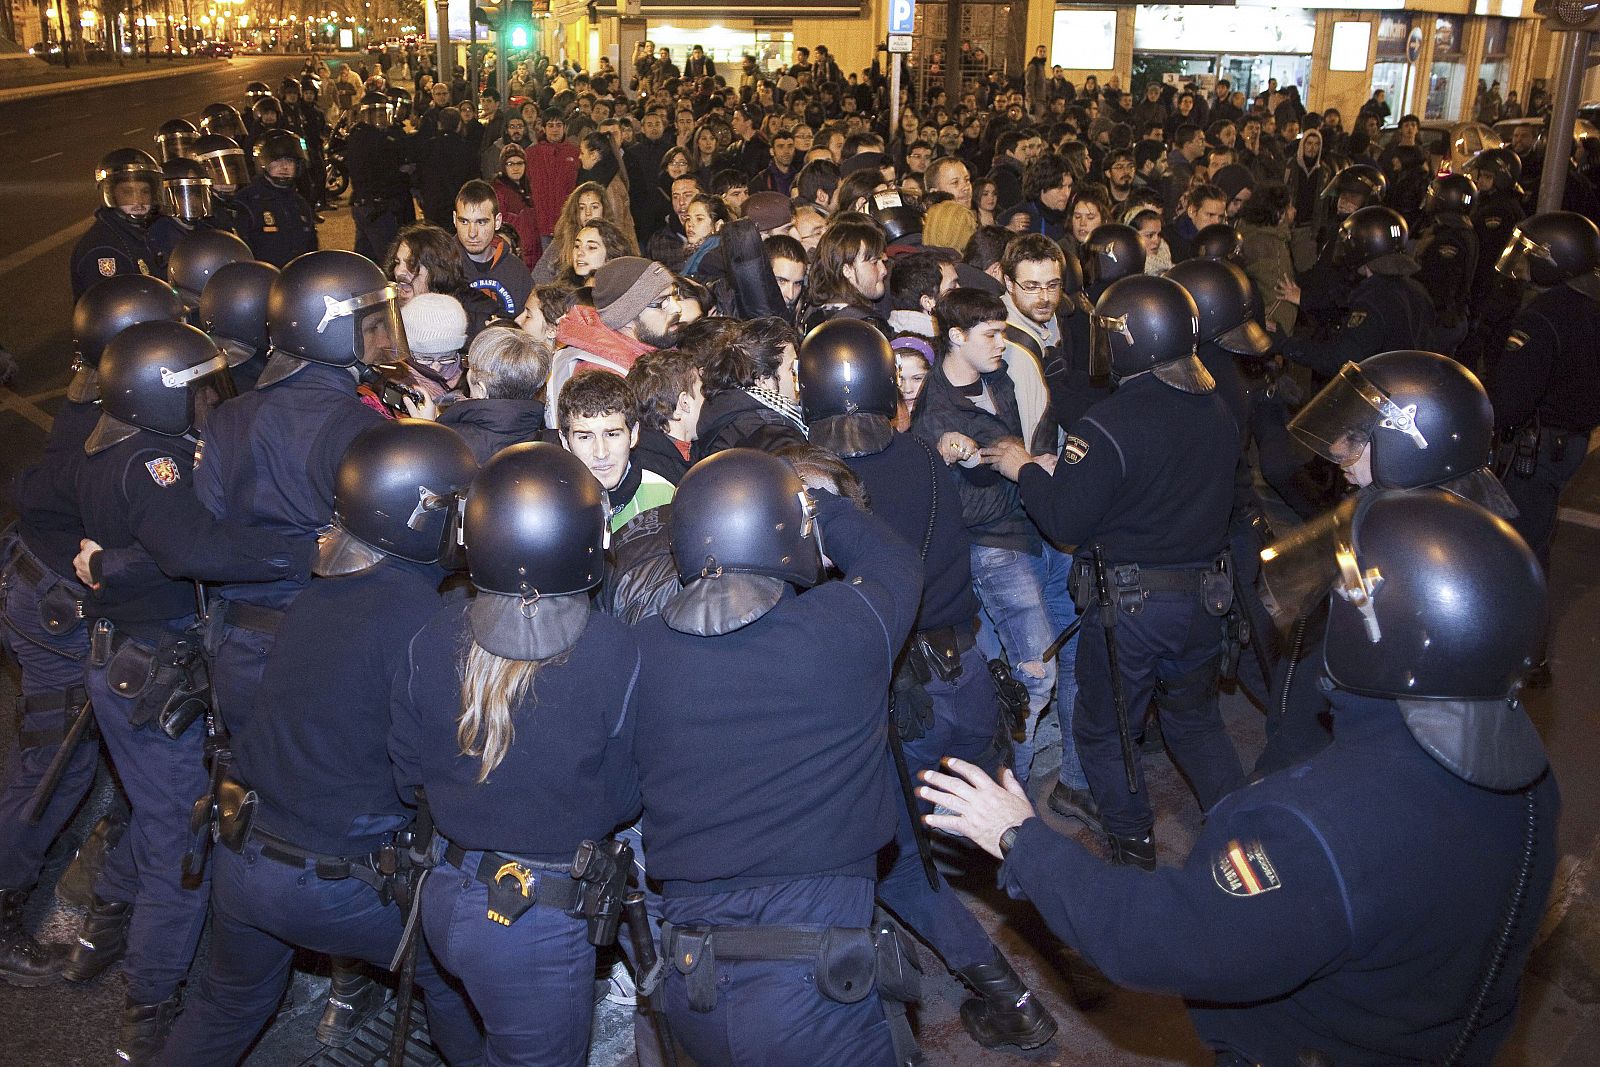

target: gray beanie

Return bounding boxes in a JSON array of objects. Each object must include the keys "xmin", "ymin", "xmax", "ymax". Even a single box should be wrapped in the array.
[{"xmin": 592, "ymin": 257, "xmax": 675, "ymax": 330}]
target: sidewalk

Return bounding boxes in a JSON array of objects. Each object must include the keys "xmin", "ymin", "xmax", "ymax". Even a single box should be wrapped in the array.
[{"xmin": 0, "ymin": 56, "xmax": 226, "ymax": 104}]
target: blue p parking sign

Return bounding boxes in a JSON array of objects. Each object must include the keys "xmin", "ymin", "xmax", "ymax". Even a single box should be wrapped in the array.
[{"xmin": 889, "ymin": 0, "xmax": 916, "ymax": 36}]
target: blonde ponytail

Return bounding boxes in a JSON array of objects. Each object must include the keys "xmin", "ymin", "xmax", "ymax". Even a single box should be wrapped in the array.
[{"xmin": 457, "ymin": 642, "xmax": 546, "ymax": 783}]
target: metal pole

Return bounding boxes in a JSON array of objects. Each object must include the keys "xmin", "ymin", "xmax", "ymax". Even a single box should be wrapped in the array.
[
  {"xmin": 435, "ymin": 0, "xmax": 450, "ymax": 84},
  {"xmin": 889, "ymin": 43, "xmax": 900, "ymax": 144},
  {"xmin": 1537, "ymin": 29, "xmax": 1590, "ymax": 214}
]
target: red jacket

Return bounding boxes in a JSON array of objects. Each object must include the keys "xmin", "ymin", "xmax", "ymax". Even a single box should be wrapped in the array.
[
  {"xmin": 525, "ymin": 138, "xmax": 579, "ymax": 238},
  {"xmin": 493, "ymin": 176, "xmax": 542, "ymax": 269}
]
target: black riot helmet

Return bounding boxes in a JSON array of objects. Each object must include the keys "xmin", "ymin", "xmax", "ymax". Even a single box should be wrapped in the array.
[
  {"xmin": 1423, "ymin": 172, "xmax": 1477, "ymax": 218},
  {"xmin": 356, "ymin": 90, "xmax": 395, "ymax": 129},
  {"xmin": 1192, "ymin": 223, "xmax": 1242, "ymax": 262},
  {"xmin": 253, "ymin": 129, "xmax": 306, "ymax": 187},
  {"xmin": 316, "ymin": 420, "xmax": 479, "ymax": 577},
  {"xmin": 70, "ymin": 275, "xmax": 186, "ymax": 402},
  {"xmin": 1320, "ymin": 162, "xmax": 1387, "ymax": 218},
  {"xmin": 279, "ymin": 77, "xmax": 302, "ymax": 102},
  {"xmin": 160, "ymin": 157, "xmax": 214, "ymax": 224},
  {"xmin": 193, "ymin": 134, "xmax": 251, "ymax": 192},
  {"xmin": 1089, "ymin": 273, "xmax": 1211, "ymax": 393},
  {"xmin": 872, "ymin": 201, "xmax": 924, "ymax": 245},
  {"xmin": 663, "ymin": 448, "xmax": 824, "ymax": 637},
  {"xmin": 265, "ymin": 249, "xmax": 408, "ymax": 382},
  {"xmin": 199, "ymin": 102, "xmax": 247, "ymax": 140},
  {"xmin": 1164, "ymin": 257, "xmax": 1271, "ymax": 357},
  {"xmin": 199, "ymin": 259, "xmax": 279, "ymax": 366},
  {"xmin": 1495, "ymin": 211, "xmax": 1600, "ymax": 299},
  {"xmin": 1463, "ymin": 146, "xmax": 1523, "ymax": 196},
  {"xmin": 797, "ymin": 318, "xmax": 899, "ymax": 457},
  {"xmin": 244, "ymin": 80, "xmax": 274, "ymax": 101},
  {"xmin": 89, "ymin": 320, "xmax": 235, "ymax": 449},
  {"xmin": 1081, "ymin": 223, "xmax": 1146, "ymax": 297},
  {"xmin": 167, "ymin": 228, "xmax": 252, "ymax": 308},
  {"xmin": 250, "ymin": 96, "xmax": 284, "ymax": 133},
  {"xmin": 299, "ymin": 75, "xmax": 321, "ymax": 102},
  {"xmin": 463, "ymin": 443, "xmax": 607, "ymax": 660},
  {"xmin": 1289, "ymin": 350, "xmax": 1511, "ymax": 513},
  {"xmin": 95, "ymin": 148, "xmax": 163, "ymax": 225},
  {"xmin": 153, "ymin": 118, "xmax": 200, "ymax": 163},
  {"xmin": 1335, "ymin": 205, "xmax": 1415, "ymax": 274},
  {"xmin": 387, "ymin": 87, "xmax": 413, "ymax": 122}
]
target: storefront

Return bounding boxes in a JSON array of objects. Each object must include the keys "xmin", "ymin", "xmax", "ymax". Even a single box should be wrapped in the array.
[
  {"xmin": 1129, "ymin": 4, "xmax": 1315, "ymax": 102},
  {"xmin": 1426, "ymin": 14, "xmax": 1467, "ymax": 119}
]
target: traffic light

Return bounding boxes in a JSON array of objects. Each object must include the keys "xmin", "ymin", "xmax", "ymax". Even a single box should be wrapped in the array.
[
  {"xmin": 473, "ymin": 2, "xmax": 503, "ymax": 30},
  {"xmin": 507, "ymin": 0, "xmax": 532, "ymax": 49}
]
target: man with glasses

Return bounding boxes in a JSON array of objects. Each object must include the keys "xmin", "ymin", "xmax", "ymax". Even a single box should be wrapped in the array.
[
  {"xmin": 545, "ymin": 257, "xmax": 684, "ymax": 426},
  {"xmin": 1104, "ymin": 148, "xmax": 1140, "ymax": 213}
]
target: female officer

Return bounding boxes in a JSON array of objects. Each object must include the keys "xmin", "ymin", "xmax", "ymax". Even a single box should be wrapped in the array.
[
  {"xmin": 154, "ymin": 419, "xmax": 483, "ymax": 1067},
  {"xmin": 390, "ymin": 442, "xmax": 642, "ymax": 1067}
]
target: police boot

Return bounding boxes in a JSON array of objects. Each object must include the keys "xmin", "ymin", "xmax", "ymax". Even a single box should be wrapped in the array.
[
  {"xmin": 60, "ymin": 894, "xmax": 131, "ymax": 982},
  {"xmin": 115, "ymin": 993, "xmax": 179, "ymax": 1066},
  {"xmin": 57, "ymin": 812, "xmax": 127, "ymax": 908},
  {"xmin": 955, "ymin": 950, "xmax": 1058, "ymax": 1051},
  {"xmin": 1045, "ymin": 782, "xmax": 1102, "ymax": 834},
  {"xmin": 1106, "ymin": 832, "xmax": 1157, "ymax": 872},
  {"xmin": 315, "ymin": 959, "xmax": 387, "ymax": 1048},
  {"xmin": 0, "ymin": 889, "xmax": 66, "ymax": 987}
]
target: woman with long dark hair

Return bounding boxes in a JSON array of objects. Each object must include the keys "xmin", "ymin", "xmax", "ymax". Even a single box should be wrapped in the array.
[{"xmin": 493, "ymin": 145, "xmax": 542, "ymax": 270}]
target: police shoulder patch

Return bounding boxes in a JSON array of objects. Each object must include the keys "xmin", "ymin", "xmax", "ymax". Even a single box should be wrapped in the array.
[
  {"xmin": 1061, "ymin": 434, "xmax": 1091, "ymax": 464},
  {"xmin": 98, "ymin": 257, "xmax": 117, "ymax": 277},
  {"xmin": 1438, "ymin": 244, "xmax": 1457, "ymax": 259},
  {"xmin": 1346, "ymin": 310, "xmax": 1367, "ymax": 328},
  {"xmin": 1485, "ymin": 218, "xmax": 1503, "ymax": 230},
  {"xmin": 1505, "ymin": 330, "xmax": 1529, "ymax": 352},
  {"xmin": 1212, "ymin": 838, "xmax": 1281, "ymax": 897},
  {"xmin": 145, "ymin": 457, "xmax": 182, "ymax": 487}
]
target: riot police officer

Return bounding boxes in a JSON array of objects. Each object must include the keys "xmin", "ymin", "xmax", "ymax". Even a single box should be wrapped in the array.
[
  {"xmin": 1487, "ymin": 211, "xmax": 1600, "ymax": 578},
  {"xmin": 198, "ymin": 103, "xmax": 248, "ymax": 142},
  {"xmin": 71, "ymin": 321, "xmax": 312, "ymax": 1064},
  {"xmin": 1254, "ymin": 347, "xmax": 1514, "ymax": 777},
  {"xmin": 1412, "ymin": 173, "xmax": 1479, "ymax": 356},
  {"xmin": 156, "ymin": 420, "xmax": 483, "ymax": 1066},
  {"xmin": 149, "ymin": 158, "xmax": 245, "ymax": 268},
  {"xmin": 346, "ymin": 91, "xmax": 416, "ymax": 261},
  {"xmin": 152, "ymin": 118, "xmax": 199, "ymax": 164},
  {"xmin": 191, "ymin": 133, "xmax": 252, "ymax": 234},
  {"xmin": 196, "ymin": 258, "xmax": 278, "ymax": 393},
  {"xmin": 161, "ymin": 227, "xmax": 252, "ymax": 310},
  {"xmin": 233, "ymin": 130, "xmax": 318, "ymax": 267},
  {"xmin": 1280, "ymin": 205, "xmax": 1436, "ymax": 377},
  {"xmin": 922, "ymin": 488, "xmax": 1556, "ymax": 1066},
  {"xmin": 0, "ymin": 276, "xmax": 185, "ymax": 986},
  {"xmin": 191, "ymin": 249, "xmax": 389, "ymax": 741},
  {"xmin": 1461, "ymin": 147, "xmax": 1528, "ymax": 349},
  {"xmin": 1080, "ymin": 222, "xmax": 1145, "ymax": 304},
  {"xmin": 797, "ymin": 319, "xmax": 1058, "ymax": 1052},
  {"xmin": 983, "ymin": 274, "xmax": 1245, "ymax": 869},
  {"xmin": 71, "ymin": 149, "xmax": 165, "ymax": 299},
  {"xmin": 633, "ymin": 448, "xmax": 924, "ymax": 1065},
  {"xmin": 1192, "ymin": 222, "xmax": 1242, "ymax": 262},
  {"xmin": 295, "ymin": 76, "xmax": 331, "ymax": 211},
  {"xmin": 1295, "ymin": 164, "xmax": 1389, "ymax": 326},
  {"xmin": 390, "ymin": 442, "xmax": 641, "ymax": 1065}
]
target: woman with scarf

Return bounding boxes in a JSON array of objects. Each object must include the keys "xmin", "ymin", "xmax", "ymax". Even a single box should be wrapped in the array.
[
  {"xmin": 679, "ymin": 193, "xmax": 727, "ymax": 280},
  {"xmin": 493, "ymin": 145, "xmax": 542, "ymax": 270}
]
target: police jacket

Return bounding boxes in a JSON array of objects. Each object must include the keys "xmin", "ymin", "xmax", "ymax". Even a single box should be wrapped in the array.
[
  {"xmin": 236, "ymin": 556, "xmax": 448, "ymax": 856},
  {"xmin": 1000, "ymin": 690, "xmax": 1558, "ymax": 1065},
  {"xmin": 911, "ymin": 361, "xmax": 1042, "ymax": 553},
  {"xmin": 1280, "ymin": 272, "xmax": 1436, "ymax": 378},
  {"xmin": 1041, "ymin": 310, "xmax": 1108, "ymax": 443},
  {"xmin": 844, "ymin": 432, "xmax": 978, "ymax": 632},
  {"xmin": 390, "ymin": 603, "xmax": 641, "ymax": 862},
  {"xmin": 1487, "ymin": 283, "xmax": 1600, "ymax": 434},
  {"xmin": 633, "ymin": 494, "xmax": 921, "ymax": 896},
  {"xmin": 70, "ymin": 208, "xmax": 161, "ymax": 301},
  {"xmin": 13, "ymin": 399, "xmax": 102, "ymax": 577},
  {"xmin": 1413, "ymin": 214, "xmax": 1478, "ymax": 329},
  {"xmin": 1470, "ymin": 190, "xmax": 1525, "ymax": 303},
  {"xmin": 346, "ymin": 122, "xmax": 413, "ymax": 202},
  {"xmin": 194, "ymin": 361, "xmax": 385, "ymax": 610},
  {"xmin": 436, "ymin": 396, "xmax": 546, "ymax": 464},
  {"xmin": 233, "ymin": 175, "xmax": 318, "ymax": 267},
  {"xmin": 76, "ymin": 428, "xmax": 309, "ymax": 629},
  {"xmin": 1016, "ymin": 373, "xmax": 1238, "ymax": 566}
]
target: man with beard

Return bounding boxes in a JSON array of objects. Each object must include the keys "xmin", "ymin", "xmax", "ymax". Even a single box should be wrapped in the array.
[
  {"xmin": 750, "ymin": 129, "xmax": 801, "ymax": 195},
  {"xmin": 1103, "ymin": 148, "xmax": 1139, "ymax": 214},
  {"xmin": 545, "ymin": 257, "xmax": 684, "ymax": 425}
]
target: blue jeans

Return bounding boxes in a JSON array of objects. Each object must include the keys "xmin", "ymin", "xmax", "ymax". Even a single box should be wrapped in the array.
[
  {"xmin": 85, "ymin": 632, "xmax": 211, "ymax": 1003},
  {"xmin": 968, "ymin": 544, "xmax": 1055, "ymax": 786},
  {"xmin": 659, "ymin": 876, "xmax": 896, "ymax": 1067},
  {"xmin": 158, "ymin": 843, "xmax": 484, "ymax": 1066},
  {"xmin": 0, "ymin": 549, "xmax": 95, "ymax": 891},
  {"xmin": 424, "ymin": 853, "xmax": 596, "ymax": 1067}
]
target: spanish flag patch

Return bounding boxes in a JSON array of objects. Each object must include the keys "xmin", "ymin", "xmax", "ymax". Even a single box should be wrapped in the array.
[{"xmin": 1212, "ymin": 838, "xmax": 1281, "ymax": 897}]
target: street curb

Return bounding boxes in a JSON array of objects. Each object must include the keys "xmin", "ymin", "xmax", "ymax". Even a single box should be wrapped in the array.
[{"xmin": 0, "ymin": 58, "xmax": 228, "ymax": 104}]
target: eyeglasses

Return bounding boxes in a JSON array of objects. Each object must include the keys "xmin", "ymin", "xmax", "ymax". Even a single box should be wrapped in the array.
[{"xmin": 1014, "ymin": 280, "xmax": 1063, "ymax": 294}]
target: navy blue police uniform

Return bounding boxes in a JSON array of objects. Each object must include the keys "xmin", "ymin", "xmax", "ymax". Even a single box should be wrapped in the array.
[
  {"xmin": 632, "ymin": 495, "xmax": 921, "ymax": 1066},
  {"xmin": 147, "ymin": 214, "xmax": 238, "ymax": 274},
  {"xmin": 232, "ymin": 174, "xmax": 318, "ymax": 267},
  {"xmin": 156, "ymin": 556, "xmax": 484, "ymax": 1066},
  {"xmin": 1280, "ymin": 273, "xmax": 1436, "ymax": 378},
  {"xmin": 390, "ymin": 602, "xmax": 641, "ymax": 1066},
  {"xmin": 1486, "ymin": 282, "xmax": 1600, "ymax": 568},
  {"xmin": 75, "ymin": 427, "xmax": 309, "ymax": 1008},
  {"xmin": 999, "ymin": 689, "xmax": 1559, "ymax": 1065},
  {"xmin": 346, "ymin": 120, "xmax": 416, "ymax": 262},
  {"xmin": 1412, "ymin": 213, "xmax": 1478, "ymax": 355},
  {"xmin": 70, "ymin": 208, "xmax": 161, "ymax": 301},
  {"xmin": 191, "ymin": 363, "xmax": 385, "ymax": 737},
  {"xmin": 1016, "ymin": 372, "xmax": 1245, "ymax": 844}
]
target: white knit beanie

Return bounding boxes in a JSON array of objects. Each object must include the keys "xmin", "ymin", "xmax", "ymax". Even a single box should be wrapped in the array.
[{"xmin": 401, "ymin": 293, "xmax": 468, "ymax": 355}]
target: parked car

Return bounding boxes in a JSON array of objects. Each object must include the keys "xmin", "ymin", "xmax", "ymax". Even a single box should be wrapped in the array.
[
  {"xmin": 204, "ymin": 40, "xmax": 234, "ymax": 58},
  {"xmin": 1383, "ymin": 120, "xmax": 1502, "ymax": 175}
]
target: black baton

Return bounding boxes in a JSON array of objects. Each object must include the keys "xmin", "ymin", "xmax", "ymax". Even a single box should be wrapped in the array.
[
  {"xmin": 1093, "ymin": 545, "xmax": 1139, "ymax": 793},
  {"xmin": 26, "ymin": 696, "xmax": 95, "ymax": 824},
  {"xmin": 623, "ymin": 891, "xmax": 680, "ymax": 1067},
  {"xmin": 887, "ymin": 715, "xmax": 940, "ymax": 891}
]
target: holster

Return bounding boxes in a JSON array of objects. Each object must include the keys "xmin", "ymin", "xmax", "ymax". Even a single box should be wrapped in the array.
[
  {"xmin": 1069, "ymin": 559, "xmax": 1095, "ymax": 613},
  {"xmin": 571, "ymin": 837, "xmax": 633, "ymax": 947},
  {"xmin": 38, "ymin": 582, "xmax": 86, "ymax": 637},
  {"xmin": 1202, "ymin": 555, "xmax": 1235, "ymax": 619},
  {"xmin": 987, "ymin": 659, "xmax": 1030, "ymax": 725},
  {"xmin": 914, "ymin": 626, "xmax": 966, "ymax": 684},
  {"xmin": 123, "ymin": 634, "xmax": 210, "ymax": 735},
  {"xmin": 870, "ymin": 910, "xmax": 922, "ymax": 1005},
  {"xmin": 14, "ymin": 685, "xmax": 92, "ymax": 751},
  {"xmin": 814, "ymin": 927, "xmax": 877, "ymax": 1004},
  {"xmin": 672, "ymin": 927, "xmax": 718, "ymax": 1013},
  {"xmin": 214, "ymin": 775, "xmax": 258, "ymax": 855}
]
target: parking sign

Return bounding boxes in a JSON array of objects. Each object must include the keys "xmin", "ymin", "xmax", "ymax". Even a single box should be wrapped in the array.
[{"xmin": 889, "ymin": 0, "xmax": 916, "ymax": 36}]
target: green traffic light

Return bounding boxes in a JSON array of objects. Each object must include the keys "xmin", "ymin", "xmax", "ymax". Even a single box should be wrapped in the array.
[{"xmin": 510, "ymin": 26, "xmax": 529, "ymax": 47}]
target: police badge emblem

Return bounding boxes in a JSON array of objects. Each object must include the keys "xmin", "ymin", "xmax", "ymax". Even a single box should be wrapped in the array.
[
  {"xmin": 1346, "ymin": 310, "xmax": 1367, "ymax": 328},
  {"xmin": 1212, "ymin": 838, "xmax": 1282, "ymax": 897},
  {"xmin": 98, "ymin": 258, "xmax": 117, "ymax": 277},
  {"xmin": 1061, "ymin": 434, "xmax": 1091, "ymax": 464},
  {"xmin": 145, "ymin": 457, "xmax": 182, "ymax": 487}
]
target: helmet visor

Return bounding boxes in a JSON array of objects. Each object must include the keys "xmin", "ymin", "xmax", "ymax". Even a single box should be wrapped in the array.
[
  {"xmin": 1258, "ymin": 494, "xmax": 1360, "ymax": 631},
  {"xmin": 1288, "ymin": 362, "xmax": 1429, "ymax": 466},
  {"xmin": 1087, "ymin": 311, "xmax": 1127, "ymax": 380},
  {"xmin": 1494, "ymin": 229, "xmax": 1557, "ymax": 284},
  {"xmin": 328, "ymin": 285, "xmax": 411, "ymax": 367},
  {"xmin": 156, "ymin": 131, "xmax": 198, "ymax": 162},
  {"xmin": 196, "ymin": 148, "xmax": 251, "ymax": 190},
  {"xmin": 164, "ymin": 178, "xmax": 213, "ymax": 223},
  {"xmin": 357, "ymin": 102, "xmax": 394, "ymax": 128}
]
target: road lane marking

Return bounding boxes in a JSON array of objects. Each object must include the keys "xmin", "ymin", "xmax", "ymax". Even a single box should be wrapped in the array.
[
  {"xmin": 0, "ymin": 216, "xmax": 92, "ymax": 277},
  {"xmin": 121, "ymin": 126, "xmax": 145, "ymax": 135},
  {"xmin": 25, "ymin": 386, "xmax": 67, "ymax": 404},
  {"xmin": 28, "ymin": 151, "xmax": 62, "ymax": 163},
  {"xmin": 0, "ymin": 387, "xmax": 54, "ymax": 432}
]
